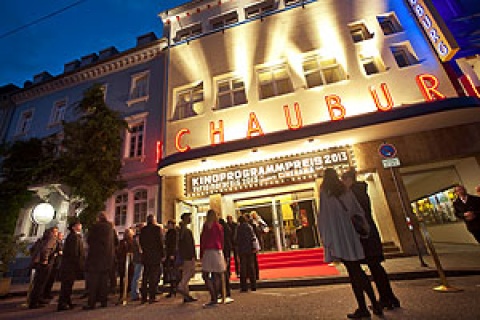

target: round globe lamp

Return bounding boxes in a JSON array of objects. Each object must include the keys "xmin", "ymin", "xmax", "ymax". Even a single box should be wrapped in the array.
[{"xmin": 31, "ymin": 203, "xmax": 55, "ymax": 225}]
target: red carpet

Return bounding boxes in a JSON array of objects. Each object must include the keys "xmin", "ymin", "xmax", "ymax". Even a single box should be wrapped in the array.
[{"xmin": 230, "ymin": 248, "xmax": 339, "ymax": 280}]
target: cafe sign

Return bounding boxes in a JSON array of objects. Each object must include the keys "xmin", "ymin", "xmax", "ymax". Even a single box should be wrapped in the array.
[{"xmin": 185, "ymin": 146, "xmax": 353, "ymax": 197}]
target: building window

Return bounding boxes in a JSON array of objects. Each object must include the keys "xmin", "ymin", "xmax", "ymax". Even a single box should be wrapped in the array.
[
  {"xmin": 285, "ymin": 0, "xmax": 302, "ymax": 6},
  {"xmin": 411, "ymin": 187, "xmax": 458, "ymax": 226},
  {"xmin": 126, "ymin": 121, "xmax": 145, "ymax": 159},
  {"xmin": 16, "ymin": 109, "xmax": 33, "ymax": 136},
  {"xmin": 133, "ymin": 189, "xmax": 148, "ymax": 224},
  {"xmin": 175, "ymin": 23, "xmax": 202, "ymax": 42},
  {"xmin": 210, "ymin": 11, "xmax": 239, "ymax": 30},
  {"xmin": 128, "ymin": 71, "xmax": 149, "ymax": 104},
  {"xmin": 377, "ymin": 13, "xmax": 403, "ymax": 35},
  {"xmin": 348, "ymin": 22, "xmax": 374, "ymax": 43},
  {"xmin": 172, "ymin": 83, "xmax": 204, "ymax": 120},
  {"xmin": 28, "ymin": 222, "xmax": 39, "ymax": 237},
  {"xmin": 115, "ymin": 193, "xmax": 128, "ymax": 226},
  {"xmin": 359, "ymin": 54, "xmax": 385, "ymax": 76},
  {"xmin": 216, "ymin": 77, "xmax": 247, "ymax": 109},
  {"xmin": 49, "ymin": 99, "xmax": 67, "ymax": 126},
  {"xmin": 391, "ymin": 43, "xmax": 419, "ymax": 68},
  {"xmin": 245, "ymin": 0, "xmax": 275, "ymax": 19},
  {"xmin": 257, "ymin": 64, "xmax": 293, "ymax": 99},
  {"xmin": 303, "ymin": 56, "xmax": 346, "ymax": 88}
]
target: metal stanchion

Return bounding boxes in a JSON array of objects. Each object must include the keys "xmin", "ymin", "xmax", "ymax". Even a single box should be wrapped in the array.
[
  {"xmin": 417, "ymin": 218, "xmax": 462, "ymax": 292},
  {"xmin": 390, "ymin": 167, "xmax": 429, "ymax": 267},
  {"xmin": 122, "ymin": 253, "xmax": 132, "ymax": 305}
]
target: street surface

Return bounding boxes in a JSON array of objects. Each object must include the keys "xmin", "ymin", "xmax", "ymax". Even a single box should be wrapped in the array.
[{"xmin": 1, "ymin": 276, "xmax": 479, "ymax": 320}]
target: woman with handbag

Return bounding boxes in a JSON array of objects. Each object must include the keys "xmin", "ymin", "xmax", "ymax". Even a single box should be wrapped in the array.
[{"xmin": 317, "ymin": 168, "xmax": 383, "ymax": 319}]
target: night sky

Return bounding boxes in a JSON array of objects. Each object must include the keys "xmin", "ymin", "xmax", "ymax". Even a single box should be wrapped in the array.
[{"xmin": 0, "ymin": 0, "xmax": 187, "ymax": 88}]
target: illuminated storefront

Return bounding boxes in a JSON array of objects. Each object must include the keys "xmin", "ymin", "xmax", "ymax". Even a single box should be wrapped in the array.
[{"xmin": 158, "ymin": 0, "xmax": 480, "ymax": 253}]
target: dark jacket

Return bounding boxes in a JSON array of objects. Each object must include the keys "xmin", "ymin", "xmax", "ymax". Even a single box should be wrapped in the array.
[
  {"xmin": 220, "ymin": 221, "xmax": 233, "ymax": 255},
  {"xmin": 351, "ymin": 181, "xmax": 384, "ymax": 261},
  {"xmin": 178, "ymin": 226, "xmax": 196, "ymax": 261},
  {"xmin": 85, "ymin": 220, "xmax": 115, "ymax": 272},
  {"xmin": 165, "ymin": 228, "xmax": 177, "ymax": 257},
  {"xmin": 59, "ymin": 231, "xmax": 85, "ymax": 281},
  {"xmin": 116, "ymin": 237, "xmax": 134, "ymax": 274},
  {"xmin": 30, "ymin": 232, "xmax": 57, "ymax": 268},
  {"xmin": 139, "ymin": 223, "xmax": 164, "ymax": 265},
  {"xmin": 132, "ymin": 234, "xmax": 143, "ymax": 264},
  {"xmin": 236, "ymin": 222, "xmax": 256, "ymax": 254},
  {"xmin": 453, "ymin": 194, "xmax": 480, "ymax": 232}
]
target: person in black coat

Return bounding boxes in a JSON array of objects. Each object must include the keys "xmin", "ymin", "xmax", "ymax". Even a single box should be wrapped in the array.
[
  {"xmin": 453, "ymin": 184, "xmax": 480, "ymax": 243},
  {"xmin": 226, "ymin": 215, "xmax": 239, "ymax": 276},
  {"xmin": 58, "ymin": 219, "xmax": 85, "ymax": 311},
  {"xmin": 342, "ymin": 169, "xmax": 400, "ymax": 310},
  {"xmin": 43, "ymin": 232, "xmax": 63, "ymax": 300},
  {"xmin": 219, "ymin": 218, "xmax": 233, "ymax": 297},
  {"xmin": 83, "ymin": 212, "xmax": 115, "ymax": 310},
  {"xmin": 235, "ymin": 215, "xmax": 257, "ymax": 292},
  {"xmin": 163, "ymin": 220, "xmax": 178, "ymax": 298},
  {"xmin": 139, "ymin": 214, "xmax": 165, "ymax": 304},
  {"xmin": 29, "ymin": 227, "xmax": 58, "ymax": 309}
]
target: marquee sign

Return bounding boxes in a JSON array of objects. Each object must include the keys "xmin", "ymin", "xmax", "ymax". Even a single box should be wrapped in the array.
[
  {"xmin": 185, "ymin": 147, "xmax": 353, "ymax": 197},
  {"xmin": 407, "ymin": 0, "xmax": 459, "ymax": 62}
]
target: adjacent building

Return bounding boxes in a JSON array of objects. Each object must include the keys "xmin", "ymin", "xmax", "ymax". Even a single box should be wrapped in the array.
[{"xmin": 4, "ymin": 33, "xmax": 167, "ymax": 239}]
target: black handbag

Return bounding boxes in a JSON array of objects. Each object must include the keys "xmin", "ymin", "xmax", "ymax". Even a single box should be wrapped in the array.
[
  {"xmin": 351, "ymin": 214, "xmax": 370, "ymax": 238},
  {"xmin": 336, "ymin": 195, "xmax": 370, "ymax": 239}
]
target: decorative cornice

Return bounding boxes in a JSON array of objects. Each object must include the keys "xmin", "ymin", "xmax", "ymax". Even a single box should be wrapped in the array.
[{"xmin": 12, "ymin": 40, "xmax": 167, "ymax": 104}]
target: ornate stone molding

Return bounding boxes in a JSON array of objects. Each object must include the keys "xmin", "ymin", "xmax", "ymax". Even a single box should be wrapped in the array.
[{"xmin": 12, "ymin": 40, "xmax": 167, "ymax": 104}]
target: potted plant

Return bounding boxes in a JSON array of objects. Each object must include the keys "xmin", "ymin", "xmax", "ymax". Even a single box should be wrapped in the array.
[{"xmin": 0, "ymin": 234, "xmax": 28, "ymax": 296}]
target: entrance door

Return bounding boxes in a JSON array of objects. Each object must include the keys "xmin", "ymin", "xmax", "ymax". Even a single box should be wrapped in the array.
[{"xmin": 234, "ymin": 193, "xmax": 319, "ymax": 252}]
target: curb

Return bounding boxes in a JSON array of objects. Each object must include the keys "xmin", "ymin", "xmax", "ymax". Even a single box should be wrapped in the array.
[{"xmin": 4, "ymin": 269, "xmax": 480, "ymax": 299}]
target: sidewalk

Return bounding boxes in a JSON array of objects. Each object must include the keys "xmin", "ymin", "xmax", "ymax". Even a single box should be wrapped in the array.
[{"xmin": 7, "ymin": 243, "xmax": 480, "ymax": 297}]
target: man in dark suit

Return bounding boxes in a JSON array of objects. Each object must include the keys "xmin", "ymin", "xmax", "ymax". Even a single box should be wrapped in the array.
[
  {"xmin": 139, "ymin": 214, "xmax": 165, "ymax": 304},
  {"xmin": 58, "ymin": 218, "xmax": 85, "ymax": 311},
  {"xmin": 453, "ymin": 184, "xmax": 480, "ymax": 243},
  {"xmin": 83, "ymin": 212, "xmax": 115, "ymax": 310},
  {"xmin": 342, "ymin": 169, "xmax": 400, "ymax": 310}
]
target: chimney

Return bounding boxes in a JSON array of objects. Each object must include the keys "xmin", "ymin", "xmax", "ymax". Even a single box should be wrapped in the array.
[
  {"xmin": 136, "ymin": 32, "xmax": 158, "ymax": 47},
  {"xmin": 64, "ymin": 59, "xmax": 80, "ymax": 73},
  {"xmin": 99, "ymin": 46, "xmax": 119, "ymax": 60},
  {"xmin": 80, "ymin": 53, "xmax": 98, "ymax": 67},
  {"xmin": 33, "ymin": 71, "xmax": 53, "ymax": 84}
]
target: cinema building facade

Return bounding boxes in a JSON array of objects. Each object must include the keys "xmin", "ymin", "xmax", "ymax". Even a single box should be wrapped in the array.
[{"xmin": 156, "ymin": 0, "xmax": 480, "ymax": 255}]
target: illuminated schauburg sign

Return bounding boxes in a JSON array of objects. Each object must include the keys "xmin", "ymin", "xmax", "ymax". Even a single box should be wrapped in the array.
[
  {"xmin": 407, "ymin": 0, "xmax": 459, "ymax": 62},
  {"xmin": 185, "ymin": 147, "xmax": 353, "ymax": 197}
]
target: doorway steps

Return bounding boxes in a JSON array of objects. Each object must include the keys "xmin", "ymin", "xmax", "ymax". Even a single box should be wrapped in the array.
[
  {"xmin": 232, "ymin": 248, "xmax": 328, "ymax": 270},
  {"xmin": 382, "ymin": 241, "xmax": 405, "ymax": 258}
]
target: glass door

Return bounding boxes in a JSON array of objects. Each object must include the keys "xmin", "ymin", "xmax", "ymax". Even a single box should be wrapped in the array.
[{"xmin": 234, "ymin": 191, "xmax": 319, "ymax": 252}]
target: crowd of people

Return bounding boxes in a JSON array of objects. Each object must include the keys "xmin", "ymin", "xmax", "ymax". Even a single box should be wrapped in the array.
[
  {"xmin": 27, "ymin": 206, "xmax": 266, "ymax": 311},
  {"xmin": 26, "ymin": 169, "xmax": 480, "ymax": 316}
]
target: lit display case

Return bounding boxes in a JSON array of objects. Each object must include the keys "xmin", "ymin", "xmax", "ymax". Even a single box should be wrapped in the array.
[{"xmin": 411, "ymin": 186, "xmax": 458, "ymax": 225}]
